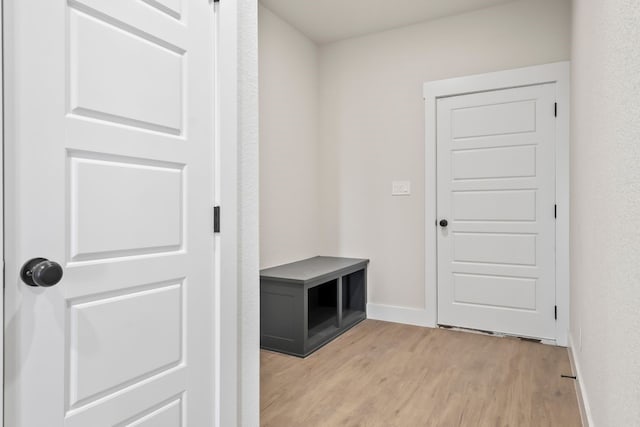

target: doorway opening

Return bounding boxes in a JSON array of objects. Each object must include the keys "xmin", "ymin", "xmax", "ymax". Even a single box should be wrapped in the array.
[{"xmin": 259, "ymin": 0, "xmax": 574, "ymax": 425}]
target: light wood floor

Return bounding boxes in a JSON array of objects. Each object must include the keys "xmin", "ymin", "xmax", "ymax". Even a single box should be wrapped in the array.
[{"xmin": 261, "ymin": 320, "xmax": 581, "ymax": 427}]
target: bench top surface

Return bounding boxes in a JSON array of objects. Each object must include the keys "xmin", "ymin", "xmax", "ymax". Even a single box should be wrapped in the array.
[{"xmin": 260, "ymin": 256, "xmax": 369, "ymax": 284}]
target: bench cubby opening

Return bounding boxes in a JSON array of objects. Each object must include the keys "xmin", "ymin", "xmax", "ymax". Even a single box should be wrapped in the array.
[{"xmin": 260, "ymin": 256, "xmax": 369, "ymax": 357}]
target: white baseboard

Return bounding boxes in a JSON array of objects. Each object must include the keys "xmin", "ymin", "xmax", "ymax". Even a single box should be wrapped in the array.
[
  {"xmin": 366, "ymin": 303, "xmax": 434, "ymax": 328},
  {"xmin": 568, "ymin": 334, "xmax": 594, "ymax": 427}
]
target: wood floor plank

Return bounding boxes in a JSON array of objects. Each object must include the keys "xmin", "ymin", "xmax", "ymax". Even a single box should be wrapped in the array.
[{"xmin": 261, "ymin": 320, "xmax": 581, "ymax": 427}]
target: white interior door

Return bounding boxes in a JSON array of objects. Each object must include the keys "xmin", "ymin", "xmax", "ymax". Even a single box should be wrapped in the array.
[
  {"xmin": 4, "ymin": 0, "xmax": 217, "ymax": 425},
  {"xmin": 436, "ymin": 83, "xmax": 556, "ymax": 340}
]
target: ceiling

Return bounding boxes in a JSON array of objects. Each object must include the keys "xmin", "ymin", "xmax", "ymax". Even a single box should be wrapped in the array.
[{"xmin": 260, "ymin": 0, "xmax": 517, "ymax": 44}]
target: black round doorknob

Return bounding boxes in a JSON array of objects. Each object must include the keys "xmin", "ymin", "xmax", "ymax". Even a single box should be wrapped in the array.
[
  {"xmin": 21, "ymin": 258, "xmax": 64, "ymax": 288},
  {"xmin": 439, "ymin": 219, "xmax": 449, "ymax": 227}
]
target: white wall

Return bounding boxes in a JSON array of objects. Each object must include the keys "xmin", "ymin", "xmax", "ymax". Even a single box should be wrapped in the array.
[
  {"xmin": 259, "ymin": 5, "xmax": 320, "ymax": 268},
  {"xmin": 238, "ymin": 0, "xmax": 259, "ymax": 425},
  {"xmin": 318, "ymin": 0, "xmax": 571, "ymax": 311},
  {"xmin": 570, "ymin": 0, "xmax": 640, "ymax": 425}
]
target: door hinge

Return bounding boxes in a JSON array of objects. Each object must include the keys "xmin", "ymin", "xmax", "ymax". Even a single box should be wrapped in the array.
[
  {"xmin": 214, "ymin": 206, "xmax": 220, "ymax": 233},
  {"xmin": 554, "ymin": 204, "xmax": 557, "ymax": 219},
  {"xmin": 554, "ymin": 305, "xmax": 558, "ymax": 320},
  {"xmin": 554, "ymin": 102, "xmax": 557, "ymax": 117}
]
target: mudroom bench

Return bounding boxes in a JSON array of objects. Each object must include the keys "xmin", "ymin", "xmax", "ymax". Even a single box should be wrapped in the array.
[{"xmin": 260, "ymin": 256, "xmax": 369, "ymax": 357}]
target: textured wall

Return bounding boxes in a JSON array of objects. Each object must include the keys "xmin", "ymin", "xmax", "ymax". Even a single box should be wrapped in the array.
[
  {"xmin": 238, "ymin": 0, "xmax": 259, "ymax": 425},
  {"xmin": 570, "ymin": 0, "xmax": 640, "ymax": 425},
  {"xmin": 259, "ymin": 5, "xmax": 320, "ymax": 269},
  {"xmin": 318, "ymin": 0, "xmax": 571, "ymax": 309}
]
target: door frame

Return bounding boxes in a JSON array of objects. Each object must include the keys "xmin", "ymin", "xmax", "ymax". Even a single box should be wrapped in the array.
[
  {"xmin": 216, "ymin": 0, "xmax": 241, "ymax": 425},
  {"xmin": 0, "ymin": 2, "xmax": 4, "ymax": 423},
  {"xmin": 1, "ymin": 1, "xmax": 242, "ymax": 426},
  {"xmin": 423, "ymin": 61, "xmax": 570, "ymax": 346}
]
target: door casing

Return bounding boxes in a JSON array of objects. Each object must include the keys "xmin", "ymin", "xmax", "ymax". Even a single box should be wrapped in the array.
[
  {"xmin": 0, "ymin": 3, "xmax": 4, "ymax": 423},
  {"xmin": 0, "ymin": 1, "xmax": 242, "ymax": 426},
  {"xmin": 423, "ymin": 62, "xmax": 570, "ymax": 346}
]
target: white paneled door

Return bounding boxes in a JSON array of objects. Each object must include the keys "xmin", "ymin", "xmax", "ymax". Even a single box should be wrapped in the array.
[
  {"xmin": 4, "ymin": 0, "xmax": 217, "ymax": 425},
  {"xmin": 436, "ymin": 84, "xmax": 557, "ymax": 340}
]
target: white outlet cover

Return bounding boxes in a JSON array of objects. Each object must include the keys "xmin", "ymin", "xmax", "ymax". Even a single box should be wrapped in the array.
[{"xmin": 392, "ymin": 181, "xmax": 411, "ymax": 196}]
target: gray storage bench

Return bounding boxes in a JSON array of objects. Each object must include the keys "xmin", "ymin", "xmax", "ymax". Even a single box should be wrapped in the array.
[{"xmin": 260, "ymin": 256, "xmax": 369, "ymax": 357}]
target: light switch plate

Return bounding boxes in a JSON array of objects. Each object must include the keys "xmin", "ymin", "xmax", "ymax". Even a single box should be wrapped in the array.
[{"xmin": 392, "ymin": 181, "xmax": 411, "ymax": 196}]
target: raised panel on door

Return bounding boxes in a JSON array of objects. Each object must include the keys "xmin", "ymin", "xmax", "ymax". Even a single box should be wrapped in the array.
[
  {"xmin": 69, "ymin": 6, "xmax": 185, "ymax": 134},
  {"xmin": 452, "ymin": 233, "xmax": 537, "ymax": 266},
  {"xmin": 4, "ymin": 0, "xmax": 216, "ymax": 425},
  {"xmin": 452, "ymin": 273, "xmax": 537, "ymax": 311},
  {"xmin": 69, "ymin": 153, "xmax": 185, "ymax": 261},
  {"xmin": 452, "ymin": 145, "xmax": 537, "ymax": 180},
  {"xmin": 452, "ymin": 190, "xmax": 537, "ymax": 222},
  {"xmin": 451, "ymin": 99, "xmax": 536, "ymax": 139},
  {"xmin": 436, "ymin": 83, "xmax": 556, "ymax": 340},
  {"xmin": 68, "ymin": 282, "xmax": 184, "ymax": 409}
]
